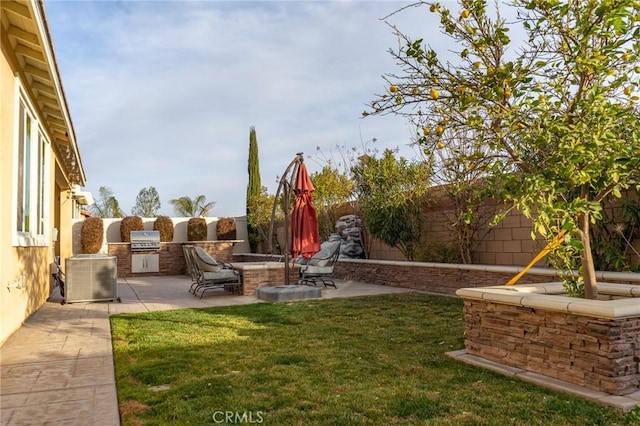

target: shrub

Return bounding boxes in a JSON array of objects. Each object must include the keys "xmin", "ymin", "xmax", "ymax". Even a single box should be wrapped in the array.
[
  {"xmin": 81, "ymin": 217, "xmax": 103, "ymax": 254},
  {"xmin": 217, "ymin": 217, "xmax": 236, "ymax": 240},
  {"xmin": 154, "ymin": 215, "xmax": 174, "ymax": 242},
  {"xmin": 416, "ymin": 241, "xmax": 463, "ymax": 264},
  {"xmin": 188, "ymin": 217, "xmax": 207, "ymax": 241},
  {"xmin": 120, "ymin": 216, "xmax": 144, "ymax": 242}
]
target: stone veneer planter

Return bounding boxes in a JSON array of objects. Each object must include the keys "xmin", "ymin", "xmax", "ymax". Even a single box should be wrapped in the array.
[{"xmin": 456, "ymin": 282, "xmax": 640, "ymax": 396}]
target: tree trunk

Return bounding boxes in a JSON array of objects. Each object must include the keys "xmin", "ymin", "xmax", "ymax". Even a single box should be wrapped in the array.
[
  {"xmin": 578, "ymin": 206, "xmax": 598, "ymax": 300},
  {"xmin": 459, "ymin": 235, "xmax": 472, "ymax": 264},
  {"xmin": 463, "ymin": 227, "xmax": 473, "ymax": 264}
]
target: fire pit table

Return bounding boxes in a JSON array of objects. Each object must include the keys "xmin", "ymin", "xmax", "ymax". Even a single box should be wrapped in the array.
[{"xmin": 230, "ymin": 262, "xmax": 300, "ymax": 296}]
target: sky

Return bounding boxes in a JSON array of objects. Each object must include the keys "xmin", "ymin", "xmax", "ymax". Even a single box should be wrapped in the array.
[{"xmin": 44, "ymin": 0, "xmax": 455, "ymax": 217}]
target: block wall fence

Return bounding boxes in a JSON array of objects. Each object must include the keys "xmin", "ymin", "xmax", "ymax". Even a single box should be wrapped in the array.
[{"xmin": 272, "ymin": 189, "xmax": 640, "ymax": 267}]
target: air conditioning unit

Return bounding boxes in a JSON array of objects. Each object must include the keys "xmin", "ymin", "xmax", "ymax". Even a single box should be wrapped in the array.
[{"xmin": 64, "ymin": 254, "xmax": 119, "ymax": 304}]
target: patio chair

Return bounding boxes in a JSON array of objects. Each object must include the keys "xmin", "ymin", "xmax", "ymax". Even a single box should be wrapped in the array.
[
  {"xmin": 298, "ymin": 240, "xmax": 341, "ymax": 288},
  {"xmin": 184, "ymin": 245, "xmax": 241, "ymax": 298},
  {"xmin": 182, "ymin": 245, "xmax": 202, "ymax": 293},
  {"xmin": 51, "ymin": 255, "xmax": 65, "ymax": 298}
]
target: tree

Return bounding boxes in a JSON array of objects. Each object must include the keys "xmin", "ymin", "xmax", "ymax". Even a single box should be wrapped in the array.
[
  {"xmin": 246, "ymin": 126, "xmax": 262, "ymax": 252},
  {"xmin": 90, "ymin": 186, "xmax": 124, "ymax": 218},
  {"xmin": 246, "ymin": 186, "xmax": 279, "ymax": 252},
  {"xmin": 352, "ymin": 149, "xmax": 431, "ymax": 261},
  {"xmin": 169, "ymin": 195, "xmax": 215, "ymax": 217},
  {"xmin": 367, "ymin": 0, "xmax": 640, "ymax": 298},
  {"xmin": 428, "ymin": 127, "xmax": 497, "ymax": 264},
  {"xmin": 131, "ymin": 187, "xmax": 161, "ymax": 217},
  {"xmin": 311, "ymin": 166, "xmax": 355, "ymax": 241}
]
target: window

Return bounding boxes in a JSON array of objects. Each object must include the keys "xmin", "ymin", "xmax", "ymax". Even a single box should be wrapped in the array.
[
  {"xmin": 38, "ymin": 133, "xmax": 47, "ymax": 235},
  {"xmin": 13, "ymin": 86, "xmax": 50, "ymax": 246}
]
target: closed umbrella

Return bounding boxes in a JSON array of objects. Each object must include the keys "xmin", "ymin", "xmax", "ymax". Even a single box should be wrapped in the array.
[
  {"xmin": 290, "ymin": 161, "xmax": 321, "ymax": 260},
  {"xmin": 268, "ymin": 153, "xmax": 321, "ymax": 285}
]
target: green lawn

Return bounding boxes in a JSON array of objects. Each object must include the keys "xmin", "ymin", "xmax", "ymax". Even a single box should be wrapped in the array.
[{"xmin": 111, "ymin": 293, "xmax": 639, "ymax": 425}]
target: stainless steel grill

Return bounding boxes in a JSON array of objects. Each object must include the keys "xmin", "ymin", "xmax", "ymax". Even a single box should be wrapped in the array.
[{"xmin": 130, "ymin": 230, "xmax": 161, "ymax": 252}]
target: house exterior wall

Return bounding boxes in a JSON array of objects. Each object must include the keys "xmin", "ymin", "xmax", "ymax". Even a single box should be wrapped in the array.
[
  {"xmin": 0, "ymin": 35, "xmax": 49, "ymax": 343},
  {"xmin": 1, "ymin": 0, "xmax": 85, "ymax": 345},
  {"xmin": 1, "ymin": 16, "xmax": 27, "ymax": 344},
  {"xmin": 58, "ymin": 186, "xmax": 75, "ymax": 269}
]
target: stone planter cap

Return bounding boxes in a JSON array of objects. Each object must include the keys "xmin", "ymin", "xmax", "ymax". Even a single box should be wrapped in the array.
[{"xmin": 457, "ymin": 282, "xmax": 640, "ymax": 319}]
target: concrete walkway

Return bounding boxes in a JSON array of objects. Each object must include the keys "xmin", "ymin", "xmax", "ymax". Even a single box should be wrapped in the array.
[{"xmin": 0, "ymin": 276, "xmax": 414, "ymax": 425}]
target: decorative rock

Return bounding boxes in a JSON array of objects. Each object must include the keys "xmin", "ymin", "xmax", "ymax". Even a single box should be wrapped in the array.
[
  {"xmin": 343, "ymin": 227, "xmax": 361, "ymax": 238},
  {"xmin": 327, "ymin": 233, "xmax": 342, "ymax": 242},
  {"xmin": 341, "ymin": 243, "xmax": 363, "ymax": 258},
  {"xmin": 330, "ymin": 214, "xmax": 365, "ymax": 259}
]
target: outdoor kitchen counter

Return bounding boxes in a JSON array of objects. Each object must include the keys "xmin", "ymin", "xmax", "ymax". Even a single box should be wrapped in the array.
[
  {"xmin": 107, "ymin": 241, "xmax": 240, "ymax": 277},
  {"xmin": 230, "ymin": 262, "xmax": 301, "ymax": 296}
]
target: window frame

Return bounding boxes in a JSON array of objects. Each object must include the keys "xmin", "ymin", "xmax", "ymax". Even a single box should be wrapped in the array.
[{"xmin": 12, "ymin": 82, "xmax": 51, "ymax": 247}]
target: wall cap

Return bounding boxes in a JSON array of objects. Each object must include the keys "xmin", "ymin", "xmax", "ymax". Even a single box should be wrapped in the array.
[{"xmin": 457, "ymin": 282, "xmax": 640, "ymax": 319}]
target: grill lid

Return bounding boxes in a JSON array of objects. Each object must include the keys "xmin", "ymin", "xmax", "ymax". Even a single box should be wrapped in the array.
[
  {"xmin": 130, "ymin": 230, "xmax": 160, "ymax": 241},
  {"xmin": 130, "ymin": 231, "xmax": 160, "ymax": 251}
]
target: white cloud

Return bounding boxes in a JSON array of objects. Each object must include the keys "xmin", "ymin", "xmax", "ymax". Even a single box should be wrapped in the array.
[{"xmin": 46, "ymin": 0, "xmax": 447, "ymax": 217}]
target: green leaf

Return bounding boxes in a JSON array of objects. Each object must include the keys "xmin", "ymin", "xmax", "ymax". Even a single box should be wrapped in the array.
[{"xmin": 612, "ymin": 187, "xmax": 622, "ymax": 198}]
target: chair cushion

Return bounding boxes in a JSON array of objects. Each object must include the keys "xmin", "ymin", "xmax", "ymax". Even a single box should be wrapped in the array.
[
  {"xmin": 309, "ymin": 258, "xmax": 329, "ymax": 267},
  {"xmin": 194, "ymin": 246, "xmax": 221, "ymax": 272},
  {"xmin": 308, "ymin": 241, "xmax": 340, "ymax": 266},
  {"xmin": 301, "ymin": 265, "xmax": 333, "ymax": 275},
  {"xmin": 203, "ymin": 270, "xmax": 238, "ymax": 282}
]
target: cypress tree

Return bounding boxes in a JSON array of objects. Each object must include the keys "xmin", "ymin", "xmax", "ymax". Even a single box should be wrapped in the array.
[{"xmin": 246, "ymin": 126, "xmax": 261, "ymax": 252}]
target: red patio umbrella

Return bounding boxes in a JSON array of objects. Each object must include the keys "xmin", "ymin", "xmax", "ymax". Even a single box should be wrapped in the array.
[{"xmin": 290, "ymin": 161, "xmax": 321, "ymax": 260}]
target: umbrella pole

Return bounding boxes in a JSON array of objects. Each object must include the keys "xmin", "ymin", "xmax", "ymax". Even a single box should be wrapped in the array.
[
  {"xmin": 284, "ymin": 155, "xmax": 303, "ymax": 285},
  {"xmin": 283, "ymin": 180, "xmax": 290, "ymax": 285}
]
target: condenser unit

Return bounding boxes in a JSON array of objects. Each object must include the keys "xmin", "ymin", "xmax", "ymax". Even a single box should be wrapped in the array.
[{"xmin": 64, "ymin": 254, "xmax": 119, "ymax": 304}]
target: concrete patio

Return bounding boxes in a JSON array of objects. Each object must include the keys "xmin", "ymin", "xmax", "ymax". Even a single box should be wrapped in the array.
[{"xmin": 0, "ymin": 276, "xmax": 414, "ymax": 425}]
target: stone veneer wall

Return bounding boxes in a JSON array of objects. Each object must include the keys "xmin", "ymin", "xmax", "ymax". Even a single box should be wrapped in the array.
[
  {"xmin": 234, "ymin": 255, "xmax": 640, "ymax": 296},
  {"xmin": 332, "ymin": 261, "xmax": 554, "ymax": 295},
  {"xmin": 462, "ymin": 299, "xmax": 640, "ymax": 396},
  {"xmin": 108, "ymin": 241, "xmax": 236, "ymax": 277},
  {"xmin": 240, "ymin": 267, "xmax": 300, "ymax": 296}
]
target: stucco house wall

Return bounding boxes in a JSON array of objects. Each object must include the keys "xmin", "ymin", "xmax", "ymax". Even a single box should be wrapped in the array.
[{"xmin": 1, "ymin": 0, "xmax": 86, "ymax": 345}]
